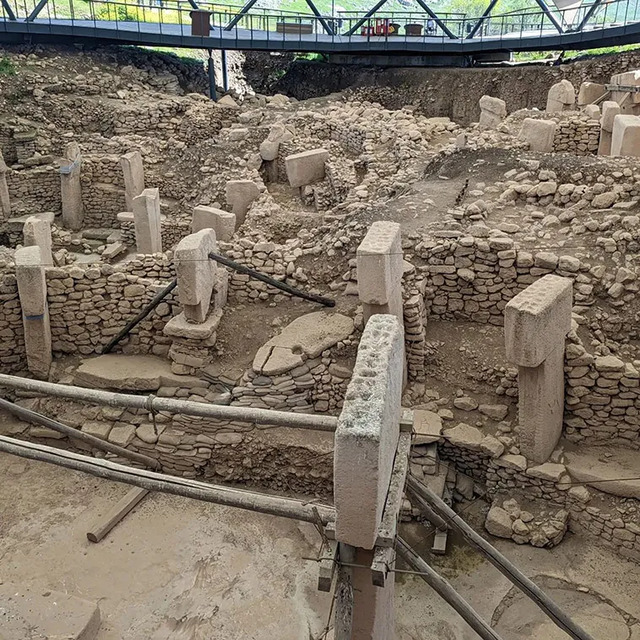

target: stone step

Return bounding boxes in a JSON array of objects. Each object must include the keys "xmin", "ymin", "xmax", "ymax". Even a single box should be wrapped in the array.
[{"xmin": 564, "ymin": 444, "xmax": 640, "ymax": 500}]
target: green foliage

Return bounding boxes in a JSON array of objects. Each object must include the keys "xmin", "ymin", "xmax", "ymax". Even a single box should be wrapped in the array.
[{"xmin": 0, "ymin": 57, "xmax": 15, "ymax": 75}]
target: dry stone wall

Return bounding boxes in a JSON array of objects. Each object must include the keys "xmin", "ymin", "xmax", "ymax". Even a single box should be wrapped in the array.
[{"xmin": 0, "ymin": 262, "xmax": 26, "ymax": 374}]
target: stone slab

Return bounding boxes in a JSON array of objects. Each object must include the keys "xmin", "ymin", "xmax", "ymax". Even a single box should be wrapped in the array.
[
  {"xmin": 164, "ymin": 308, "xmax": 223, "ymax": 339},
  {"xmin": 121, "ymin": 150, "xmax": 145, "ymax": 211},
  {"xmin": 23, "ymin": 215, "xmax": 53, "ymax": 266},
  {"xmin": 519, "ymin": 118, "xmax": 556, "ymax": 153},
  {"xmin": 0, "ymin": 584, "xmax": 100, "ymax": 640},
  {"xmin": 505, "ymin": 274, "xmax": 573, "ymax": 368},
  {"xmin": 413, "ymin": 409, "xmax": 443, "ymax": 445},
  {"xmin": 192, "ymin": 205, "xmax": 236, "ymax": 241},
  {"xmin": 285, "ymin": 148, "xmax": 329, "ymax": 188},
  {"xmin": 225, "ymin": 180, "xmax": 260, "ymax": 225},
  {"xmin": 132, "ymin": 187, "xmax": 162, "ymax": 254},
  {"xmin": 611, "ymin": 114, "xmax": 640, "ymax": 157},
  {"xmin": 253, "ymin": 311, "xmax": 354, "ymax": 375},
  {"xmin": 578, "ymin": 81, "xmax": 607, "ymax": 106},
  {"xmin": 546, "ymin": 79, "xmax": 576, "ymax": 112},
  {"xmin": 334, "ymin": 314, "xmax": 404, "ymax": 549}
]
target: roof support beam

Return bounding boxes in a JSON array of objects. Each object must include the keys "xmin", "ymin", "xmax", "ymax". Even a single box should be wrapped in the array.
[
  {"xmin": 574, "ymin": 0, "xmax": 602, "ymax": 32},
  {"xmin": 343, "ymin": 0, "xmax": 389, "ymax": 36},
  {"xmin": 533, "ymin": 0, "xmax": 564, "ymax": 33},
  {"xmin": 25, "ymin": 0, "xmax": 48, "ymax": 22},
  {"xmin": 413, "ymin": 0, "xmax": 457, "ymax": 39},
  {"xmin": 224, "ymin": 0, "xmax": 259, "ymax": 31},
  {"xmin": 466, "ymin": 0, "xmax": 500, "ymax": 38},
  {"xmin": 1, "ymin": 0, "xmax": 16, "ymax": 21},
  {"xmin": 304, "ymin": 0, "xmax": 335, "ymax": 35}
]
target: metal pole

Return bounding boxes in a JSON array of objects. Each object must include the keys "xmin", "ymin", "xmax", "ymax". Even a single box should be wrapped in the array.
[
  {"xmin": 221, "ymin": 49, "xmax": 229, "ymax": 91},
  {"xmin": 207, "ymin": 48, "xmax": 217, "ymax": 101},
  {"xmin": 407, "ymin": 475, "xmax": 596, "ymax": 640},
  {"xmin": 0, "ymin": 434, "xmax": 336, "ymax": 524},
  {"xmin": 0, "ymin": 374, "xmax": 339, "ymax": 432},
  {"xmin": 397, "ymin": 538, "xmax": 505, "ymax": 640}
]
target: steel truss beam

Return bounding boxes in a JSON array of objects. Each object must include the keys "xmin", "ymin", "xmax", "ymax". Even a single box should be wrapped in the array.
[
  {"xmin": 26, "ymin": 0, "xmax": 48, "ymax": 22},
  {"xmin": 466, "ymin": 0, "xmax": 499, "ymax": 38},
  {"xmin": 226, "ymin": 0, "xmax": 334, "ymax": 34},
  {"xmin": 413, "ymin": 0, "xmax": 457, "ymax": 38},
  {"xmin": 344, "ymin": 0, "xmax": 388, "ymax": 36},
  {"xmin": 1, "ymin": 0, "xmax": 16, "ymax": 21},
  {"xmin": 533, "ymin": 0, "xmax": 564, "ymax": 33},
  {"xmin": 574, "ymin": 0, "xmax": 603, "ymax": 32}
]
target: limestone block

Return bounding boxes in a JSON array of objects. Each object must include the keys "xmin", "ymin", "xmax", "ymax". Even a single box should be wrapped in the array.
[
  {"xmin": 192, "ymin": 205, "xmax": 237, "ymax": 241},
  {"xmin": 225, "ymin": 179, "xmax": 260, "ymax": 225},
  {"xmin": 518, "ymin": 118, "xmax": 556, "ymax": 153},
  {"xmin": 518, "ymin": 344, "xmax": 565, "ymax": 463},
  {"xmin": 285, "ymin": 148, "xmax": 329, "ymax": 188},
  {"xmin": 15, "ymin": 246, "xmax": 51, "ymax": 378},
  {"xmin": 584, "ymin": 104, "xmax": 600, "ymax": 119},
  {"xmin": 175, "ymin": 229, "xmax": 218, "ymax": 323},
  {"xmin": 505, "ymin": 274, "xmax": 572, "ymax": 368},
  {"xmin": 611, "ymin": 114, "xmax": 640, "ymax": 157},
  {"xmin": 356, "ymin": 221, "xmax": 403, "ymax": 323},
  {"xmin": 0, "ymin": 149, "xmax": 9, "ymax": 218},
  {"xmin": 132, "ymin": 187, "xmax": 162, "ymax": 254},
  {"xmin": 61, "ymin": 141, "xmax": 83, "ymax": 231},
  {"xmin": 120, "ymin": 150, "xmax": 145, "ymax": 211},
  {"xmin": 23, "ymin": 216, "xmax": 53, "ymax": 266},
  {"xmin": 334, "ymin": 314, "xmax": 404, "ymax": 549},
  {"xmin": 577, "ymin": 82, "xmax": 607, "ymax": 106},
  {"xmin": 478, "ymin": 95, "xmax": 507, "ymax": 130},
  {"xmin": 546, "ymin": 79, "xmax": 576, "ymax": 113},
  {"xmin": 601, "ymin": 100, "xmax": 622, "ymax": 132},
  {"xmin": 610, "ymin": 70, "xmax": 640, "ymax": 110}
]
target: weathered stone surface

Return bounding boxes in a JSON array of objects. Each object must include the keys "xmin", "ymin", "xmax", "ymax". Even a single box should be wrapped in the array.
[
  {"xmin": 578, "ymin": 81, "xmax": 607, "ymax": 106},
  {"xmin": 121, "ymin": 150, "xmax": 145, "ymax": 211},
  {"xmin": 485, "ymin": 506, "xmax": 513, "ymax": 538},
  {"xmin": 192, "ymin": 205, "xmax": 236, "ymax": 241},
  {"xmin": 479, "ymin": 95, "xmax": 507, "ymax": 130},
  {"xmin": 253, "ymin": 311, "xmax": 354, "ymax": 375},
  {"xmin": 526, "ymin": 462, "xmax": 566, "ymax": 482},
  {"xmin": 132, "ymin": 187, "xmax": 162, "ymax": 254},
  {"xmin": 546, "ymin": 79, "xmax": 576, "ymax": 113},
  {"xmin": 611, "ymin": 114, "xmax": 640, "ymax": 157},
  {"xmin": 444, "ymin": 423, "xmax": 483, "ymax": 450},
  {"xmin": 225, "ymin": 179, "xmax": 260, "ymax": 225},
  {"xmin": 519, "ymin": 118, "xmax": 556, "ymax": 152},
  {"xmin": 478, "ymin": 404, "xmax": 509, "ymax": 420},
  {"xmin": 285, "ymin": 148, "xmax": 329, "ymax": 188},
  {"xmin": 413, "ymin": 409, "xmax": 443, "ymax": 444},
  {"xmin": 335, "ymin": 314, "xmax": 403, "ymax": 549}
]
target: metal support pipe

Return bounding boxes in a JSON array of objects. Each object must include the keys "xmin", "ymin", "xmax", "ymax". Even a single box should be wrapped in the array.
[
  {"xmin": 224, "ymin": 0, "xmax": 259, "ymax": 30},
  {"xmin": 466, "ymin": 0, "xmax": 499, "ymax": 38},
  {"xmin": 0, "ymin": 434, "xmax": 336, "ymax": 524},
  {"xmin": 397, "ymin": 537, "xmax": 505, "ymax": 640},
  {"xmin": 533, "ymin": 0, "xmax": 564, "ymax": 32},
  {"xmin": 1, "ymin": 0, "xmax": 17, "ymax": 21},
  {"xmin": 575, "ymin": 0, "xmax": 603, "ymax": 32},
  {"xmin": 414, "ymin": 0, "xmax": 457, "ymax": 38},
  {"xmin": 304, "ymin": 0, "xmax": 334, "ymax": 35},
  {"xmin": 25, "ymin": 0, "xmax": 48, "ymax": 21},
  {"xmin": 407, "ymin": 475, "xmax": 595, "ymax": 640},
  {"xmin": 344, "ymin": 0, "xmax": 388, "ymax": 36},
  {"xmin": 221, "ymin": 49, "xmax": 229, "ymax": 91},
  {"xmin": 207, "ymin": 49, "xmax": 217, "ymax": 101},
  {"xmin": 0, "ymin": 396, "xmax": 160, "ymax": 470},
  {"xmin": 0, "ymin": 374, "xmax": 339, "ymax": 432},
  {"xmin": 102, "ymin": 279, "xmax": 177, "ymax": 354}
]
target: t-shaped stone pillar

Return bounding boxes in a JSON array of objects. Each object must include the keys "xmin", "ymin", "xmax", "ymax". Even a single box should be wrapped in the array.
[
  {"xmin": 356, "ymin": 221, "xmax": 404, "ymax": 325},
  {"xmin": 505, "ymin": 274, "xmax": 572, "ymax": 463},
  {"xmin": 120, "ymin": 150, "xmax": 145, "ymax": 212},
  {"xmin": 599, "ymin": 101, "xmax": 622, "ymax": 156},
  {"xmin": 0, "ymin": 149, "xmax": 10, "ymax": 218},
  {"xmin": 192, "ymin": 205, "xmax": 236, "ymax": 241},
  {"xmin": 175, "ymin": 229, "xmax": 218, "ymax": 323},
  {"xmin": 23, "ymin": 216, "xmax": 53, "ymax": 266},
  {"xmin": 60, "ymin": 141, "xmax": 83, "ymax": 231},
  {"xmin": 15, "ymin": 246, "xmax": 51, "ymax": 378},
  {"xmin": 334, "ymin": 314, "xmax": 403, "ymax": 639},
  {"xmin": 132, "ymin": 188, "xmax": 162, "ymax": 254},
  {"xmin": 225, "ymin": 179, "xmax": 260, "ymax": 226}
]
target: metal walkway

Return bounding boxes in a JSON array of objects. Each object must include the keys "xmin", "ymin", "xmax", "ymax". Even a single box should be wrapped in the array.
[{"xmin": 1, "ymin": 0, "xmax": 640, "ymax": 55}]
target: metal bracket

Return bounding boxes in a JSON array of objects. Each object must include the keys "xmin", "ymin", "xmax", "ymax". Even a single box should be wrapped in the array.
[{"xmin": 605, "ymin": 84, "xmax": 640, "ymax": 93}]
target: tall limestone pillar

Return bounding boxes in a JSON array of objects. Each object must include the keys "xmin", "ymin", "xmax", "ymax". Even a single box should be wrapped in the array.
[{"xmin": 60, "ymin": 142, "xmax": 83, "ymax": 231}]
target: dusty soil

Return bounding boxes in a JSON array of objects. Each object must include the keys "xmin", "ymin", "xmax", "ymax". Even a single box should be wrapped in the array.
[{"xmin": 2, "ymin": 454, "xmax": 640, "ymax": 640}]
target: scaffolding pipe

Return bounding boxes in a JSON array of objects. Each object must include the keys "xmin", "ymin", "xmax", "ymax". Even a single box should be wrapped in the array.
[
  {"xmin": 0, "ymin": 396, "xmax": 161, "ymax": 470},
  {"xmin": 0, "ymin": 435, "xmax": 336, "ymax": 524},
  {"xmin": 0, "ymin": 374, "xmax": 339, "ymax": 432}
]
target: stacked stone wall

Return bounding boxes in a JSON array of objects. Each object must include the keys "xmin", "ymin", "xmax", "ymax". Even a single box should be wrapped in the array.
[
  {"xmin": 6, "ymin": 166, "xmax": 61, "ymax": 214},
  {"xmin": 0, "ymin": 264, "xmax": 26, "ymax": 374}
]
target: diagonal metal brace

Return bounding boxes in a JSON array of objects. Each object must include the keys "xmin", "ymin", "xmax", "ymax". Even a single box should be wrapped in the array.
[
  {"xmin": 414, "ymin": 0, "xmax": 457, "ymax": 38},
  {"xmin": 25, "ymin": 0, "xmax": 49, "ymax": 22},
  {"xmin": 224, "ymin": 0, "xmax": 259, "ymax": 31},
  {"xmin": 305, "ymin": 0, "xmax": 335, "ymax": 35},
  {"xmin": 466, "ymin": 0, "xmax": 499, "ymax": 38},
  {"xmin": 1, "ymin": 0, "xmax": 16, "ymax": 21},
  {"xmin": 533, "ymin": 0, "xmax": 564, "ymax": 33},
  {"xmin": 343, "ymin": 0, "xmax": 388, "ymax": 36},
  {"xmin": 574, "ymin": 0, "xmax": 603, "ymax": 32}
]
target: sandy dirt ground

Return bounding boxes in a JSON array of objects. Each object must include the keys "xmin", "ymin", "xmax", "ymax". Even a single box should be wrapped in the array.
[{"xmin": 1, "ymin": 453, "xmax": 640, "ymax": 639}]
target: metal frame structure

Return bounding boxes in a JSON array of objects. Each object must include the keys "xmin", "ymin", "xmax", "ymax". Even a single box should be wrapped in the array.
[{"xmin": 1, "ymin": 0, "xmax": 638, "ymax": 55}]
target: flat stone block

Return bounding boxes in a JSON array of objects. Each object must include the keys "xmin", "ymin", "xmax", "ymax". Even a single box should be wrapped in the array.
[
  {"xmin": 23, "ymin": 215, "xmax": 53, "ymax": 266},
  {"xmin": 334, "ymin": 314, "xmax": 404, "ymax": 549},
  {"xmin": 413, "ymin": 409, "xmax": 442, "ymax": 444},
  {"xmin": 519, "ymin": 118, "xmax": 556, "ymax": 153},
  {"xmin": 192, "ymin": 205, "xmax": 236, "ymax": 241},
  {"xmin": 611, "ymin": 114, "xmax": 640, "ymax": 157},
  {"xmin": 225, "ymin": 180, "xmax": 260, "ymax": 225},
  {"xmin": 121, "ymin": 150, "xmax": 145, "ymax": 211},
  {"xmin": 578, "ymin": 81, "xmax": 607, "ymax": 106},
  {"xmin": 164, "ymin": 308, "xmax": 223, "ymax": 340},
  {"xmin": 356, "ymin": 221, "xmax": 402, "ymax": 306},
  {"xmin": 546, "ymin": 79, "xmax": 575, "ymax": 113},
  {"xmin": 0, "ymin": 584, "xmax": 100, "ymax": 640},
  {"xmin": 132, "ymin": 187, "xmax": 162, "ymax": 254},
  {"xmin": 15, "ymin": 246, "xmax": 47, "ymax": 317},
  {"xmin": 505, "ymin": 274, "xmax": 572, "ymax": 368},
  {"xmin": 518, "ymin": 344, "xmax": 565, "ymax": 464},
  {"xmin": 285, "ymin": 148, "xmax": 329, "ymax": 188},
  {"xmin": 601, "ymin": 100, "xmax": 622, "ymax": 132}
]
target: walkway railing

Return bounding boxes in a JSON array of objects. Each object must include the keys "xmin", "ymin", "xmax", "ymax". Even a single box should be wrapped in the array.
[{"xmin": 1, "ymin": 0, "xmax": 639, "ymax": 50}]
